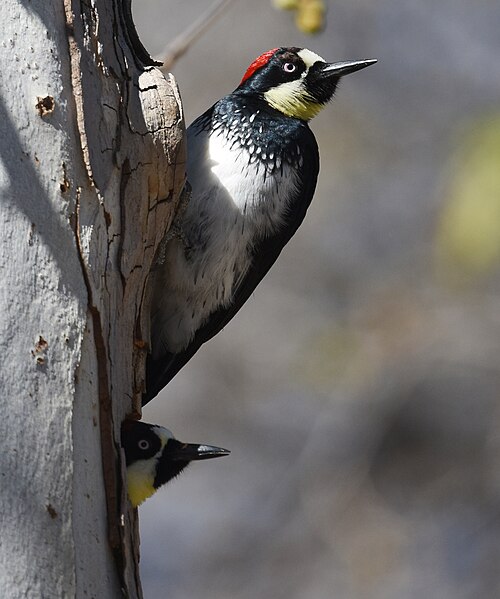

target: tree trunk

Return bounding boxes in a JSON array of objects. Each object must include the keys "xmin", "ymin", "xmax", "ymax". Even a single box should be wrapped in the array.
[{"xmin": 0, "ymin": 1, "xmax": 185, "ymax": 597}]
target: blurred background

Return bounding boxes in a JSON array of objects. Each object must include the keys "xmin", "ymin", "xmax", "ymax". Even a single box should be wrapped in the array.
[{"xmin": 133, "ymin": 1, "xmax": 500, "ymax": 597}]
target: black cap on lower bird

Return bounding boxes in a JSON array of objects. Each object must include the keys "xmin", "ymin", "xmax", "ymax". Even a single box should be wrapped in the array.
[{"xmin": 121, "ymin": 420, "xmax": 230, "ymax": 507}]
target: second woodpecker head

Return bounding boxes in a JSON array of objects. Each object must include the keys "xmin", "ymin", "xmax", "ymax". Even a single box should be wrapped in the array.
[
  {"xmin": 121, "ymin": 420, "xmax": 230, "ymax": 507},
  {"xmin": 235, "ymin": 47, "xmax": 376, "ymax": 121}
]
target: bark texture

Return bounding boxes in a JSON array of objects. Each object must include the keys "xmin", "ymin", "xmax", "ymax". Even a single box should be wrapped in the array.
[{"xmin": 0, "ymin": 1, "xmax": 185, "ymax": 597}]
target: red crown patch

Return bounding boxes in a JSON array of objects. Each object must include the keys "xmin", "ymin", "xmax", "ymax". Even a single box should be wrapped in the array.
[{"xmin": 240, "ymin": 48, "xmax": 279, "ymax": 84}]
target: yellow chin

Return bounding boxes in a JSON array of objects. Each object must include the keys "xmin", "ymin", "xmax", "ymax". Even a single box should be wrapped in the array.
[
  {"xmin": 127, "ymin": 464, "xmax": 156, "ymax": 508},
  {"xmin": 264, "ymin": 81, "xmax": 323, "ymax": 121}
]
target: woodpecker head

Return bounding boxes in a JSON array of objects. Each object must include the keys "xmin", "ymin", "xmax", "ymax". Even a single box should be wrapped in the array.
[
  {"xmin": 121, "ymin": 420, "xmax": 230, "ymax": 507},
  {"xmin": 236, "ymin": 47, "xmax": 376, "ymax": 121}
]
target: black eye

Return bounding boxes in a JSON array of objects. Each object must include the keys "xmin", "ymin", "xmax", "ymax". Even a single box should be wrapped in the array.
[
  {"xmin": 138, "ymin": 439, "xmax": 150, "ymax": 450},
  {"xmin": 283, "ymin": 63, "xmax": 296, "ymax": 73}
]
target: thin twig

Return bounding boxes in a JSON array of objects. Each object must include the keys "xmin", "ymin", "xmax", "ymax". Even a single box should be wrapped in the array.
[{"xmin": 157, "ymin": 0, "xmax": 236, "ymax": 71}]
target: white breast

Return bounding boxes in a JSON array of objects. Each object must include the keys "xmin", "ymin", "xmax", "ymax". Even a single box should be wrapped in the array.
[{"xmin": 151, "ymin": 125, "xmax": 299, "ymax": 355}]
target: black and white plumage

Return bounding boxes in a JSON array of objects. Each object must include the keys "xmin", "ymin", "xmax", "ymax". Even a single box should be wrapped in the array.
[
  {"xmin": 145, "ymin": 48, "xmax": 376, "ymax": 403},
  {"xmin": 122, "ymin": 420, "xmax": 229, "ymax": 507}
]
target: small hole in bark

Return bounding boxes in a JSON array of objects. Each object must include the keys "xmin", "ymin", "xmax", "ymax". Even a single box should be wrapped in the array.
[
  {"xmin": 60, "ymin": 162, "xmax": 70, "ymax": 193},
  {"xmin": 36, "ymin": 95, "xmax": 55, "ymax": 116}
]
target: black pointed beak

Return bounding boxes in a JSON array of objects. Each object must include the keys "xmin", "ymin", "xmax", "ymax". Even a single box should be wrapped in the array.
[
  {"xmin": 154, "ymin": 439, "xmax": 230, "ymax": 488},
  {"xmin": 320, "ymin": 59, "xmax": 377, "ymax": 78},
  {"xmin": 168, "ymin": 440, "xmax": 231, "ymax": 462},
  {"xmin": 306, "ymin": 58, "xmax": 377, "ymax": 104}
]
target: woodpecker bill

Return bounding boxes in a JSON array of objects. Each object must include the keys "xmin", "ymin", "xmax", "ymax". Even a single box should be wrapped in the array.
[
  {"xmin": 122, "ymin": 420, "xmax": 230, "ymax": 507},
  {"xmin": 145, "ymin": 47, "xmax": 377, "ymax": 403}
]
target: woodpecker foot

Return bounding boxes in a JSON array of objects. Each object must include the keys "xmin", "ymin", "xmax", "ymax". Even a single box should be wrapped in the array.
[
  {"xmin": 176, "ymin": 180, "xmax": 192, "ymax": 219},
  {"xmin": 155, "ymin": 182, "xmax": 192, "ymax": 264}
]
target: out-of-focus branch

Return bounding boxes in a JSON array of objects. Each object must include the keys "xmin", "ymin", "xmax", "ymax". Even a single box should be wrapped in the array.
[{"xmin": 157, "ymin": 0, "xmax": 235, "ymax": 72}]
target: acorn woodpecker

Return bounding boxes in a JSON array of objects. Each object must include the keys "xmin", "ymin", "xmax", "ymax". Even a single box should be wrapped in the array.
[
  {"xmin": 145, "ymin": 47, "xmax": 376, "ymax": 403},
  {"xmin": 121, "ymin": 420, "xmax": 230, "ymax": 507}
]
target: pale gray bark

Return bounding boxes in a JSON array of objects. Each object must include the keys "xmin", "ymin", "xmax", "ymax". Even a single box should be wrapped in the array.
[{"xmin": 0, "ymin": 1, "xmax": 185, "ymax": 597}]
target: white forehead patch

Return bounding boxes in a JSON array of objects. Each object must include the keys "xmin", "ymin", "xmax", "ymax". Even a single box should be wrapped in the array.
[
  {"xmin": 153, "ymin": 425, "xmax": 175, "ymax": 447},
  {"xmin": 298, "ymin": 48, "xmax": 326, "ymax": 68}
]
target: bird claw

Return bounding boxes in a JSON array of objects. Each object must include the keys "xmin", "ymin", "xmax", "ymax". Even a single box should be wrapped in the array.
[{"xmin": 155, "ymin": 181, "xmax": 192, "ymax": 264}]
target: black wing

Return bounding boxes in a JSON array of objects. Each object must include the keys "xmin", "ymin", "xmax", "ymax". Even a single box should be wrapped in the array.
[{"xmin": 144, "ymin": 127, "xmax": 319, "ymax": 404}]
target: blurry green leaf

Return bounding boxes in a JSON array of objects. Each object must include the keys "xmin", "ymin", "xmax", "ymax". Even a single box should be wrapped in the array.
[
  {"xmin": 436, "ymin": 114, "xmax": 500, "ymax": 283},
  {"xmin": 296, "ymin": 0, "xmax": 325, "ymax": 34},
  {"xmin": 272, "ymin": 0, "xmax": 299, "ymax": 10},
  {"xmin": 272, "ymin": 0, "xmax": 326, "ymax": 34}
]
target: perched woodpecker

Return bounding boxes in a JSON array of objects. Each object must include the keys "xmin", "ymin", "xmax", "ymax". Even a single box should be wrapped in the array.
[
  {"xmin": 121, "ymin": 420, "xmax": 230, "ymax": 507},
  {"xmin": 145, "ymin": 47, "xmax": 376, "ymax": 403}
]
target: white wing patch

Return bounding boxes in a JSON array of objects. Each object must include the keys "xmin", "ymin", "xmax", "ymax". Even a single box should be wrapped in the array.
[
  {"xmin": 208, "ymin": 129, "xmax": 296, "ymax": 215},
  {"xmin": 151, "ymin": 125, "xmax": 299, "ymax": 355}
]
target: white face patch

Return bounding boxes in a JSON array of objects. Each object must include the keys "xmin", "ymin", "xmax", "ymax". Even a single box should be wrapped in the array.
[
  {"xmin": 263, "ymin": 48, "xmax": 328, "ymax": 120},
  {"xmin": 126, "ymin": 425, "xmax": 176, "ymax": 506},
  {"xmin": 264, "ymin": 79, "xmax": 322, "ymax": 120},
  {"xmin": 153, "ymin": 425, "xmax": 175, "ymax": 449}
]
